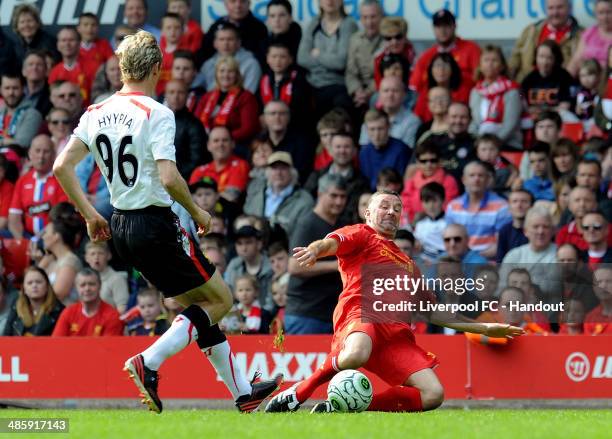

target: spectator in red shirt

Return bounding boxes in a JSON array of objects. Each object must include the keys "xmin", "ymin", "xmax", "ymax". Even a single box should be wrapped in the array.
[
  {"xmin": 158, "ymin": 13, "xmax": 187, "ymax": 96},
  {"xmin": 167, "ymin": 0, "xmax": 204, "ymax": 53},
  {"xmin": 580, "ymin": 211, "xmax": 612, "ymax": 269},
  {"xmin": 195, "ymin": 55, "xmax": 260, "ymax": 145},
  {"xmin": 189, "ymin": 126, "xmax": 250, "ymax": 203},
  {"xmin": 584, "ymin": 265, "xmax": 612, "ymax": 335},
  {"xmin": 77, "ymin": 13, "xmax": 114, "ymax": 71},
  {"xmin": 2, "ymin": 266, "xmax": 64, "ymax": 336},
  {"xmin": 52, "ymin": 268, "xmax": 124, "ymax": 336},
  {"xmin": 8, "ymin": 134, "xmax": 68, "ymax": 239},
  {"xmin": 0, "ymin": 154, "xmax": 15, "ymax": 230},
  {"xmin": 409, "ymin": 9, "xmax": 480, "ymax": 100},
  {"xmin": 48, "ymin": 27, "xmax": 97, "ymax": 104},
  {"xmin": 556, "ymin": 186, "xmax": 610, "ymax": 251}
]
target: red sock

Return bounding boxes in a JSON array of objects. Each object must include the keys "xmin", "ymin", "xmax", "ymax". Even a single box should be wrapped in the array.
[
  {"xmin": 368, "ymin": 386, "xmax": 423, "ymax": 412},
  {"xmin": 295, "ymin": 354, "xmax": 339, "ymax": 403}
]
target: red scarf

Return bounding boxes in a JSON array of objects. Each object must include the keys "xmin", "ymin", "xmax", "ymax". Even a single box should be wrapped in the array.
[
  {"xmin": 539, "ymin": 21, "xmax": 572, "ymax": 44},
  {"xmin": 259, "ymin": 70, "xmax": 297, "ymax": 105},
  {"xmin": 474, "ymin": 77, "xmax": 519, "ymax": 124},
  {"xmin": 199, "ymin": 87, "xmax": 241, "ymax": 129}
]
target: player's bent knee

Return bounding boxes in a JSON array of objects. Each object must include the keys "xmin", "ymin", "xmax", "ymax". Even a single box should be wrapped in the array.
[
  {"xmin": 339, "ymin": 347, "xmax": 370, "ymax": 369},
  {"xmin": 420, "ymin": 383, "xmax": 444, "ymax": 411}
]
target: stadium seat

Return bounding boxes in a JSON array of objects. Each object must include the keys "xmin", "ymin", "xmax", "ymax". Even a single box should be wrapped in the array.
[
  {"xmin": 0, "ymin": 238, "xmax": 30, "ymax": 288},
  {"xmin": 560, "ymin": 122, "xmax": 584, "ymax": 144},
  {"xmin": 501, "ymin": 151, "xmax": 524, "ymax": 169}
]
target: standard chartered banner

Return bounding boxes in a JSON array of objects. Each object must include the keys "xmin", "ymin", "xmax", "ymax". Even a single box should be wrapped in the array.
[{"xmin": 0, "ymin": 0, "xmax": 598, "ymax": 41}]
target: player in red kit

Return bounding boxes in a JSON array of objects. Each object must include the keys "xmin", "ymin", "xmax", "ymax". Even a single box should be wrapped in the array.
[{"xmin": 266, "ymin": 191, "xmax": 525, "ymax": 413}]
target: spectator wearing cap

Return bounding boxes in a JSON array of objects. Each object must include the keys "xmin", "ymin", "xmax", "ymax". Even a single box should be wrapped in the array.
[
  {"xmin": 359, "ymin": 109, "xmax": 411, "ymax": 190},
  {"xmin": 189, "ymin": 126, "xmax": 250, "ymax": 203},
  {"xmin": 509, "ymin": 0, "xmax": 581, "ymax": 82},
  {"xmin": 286, "ymin": 174, "xmax": 347, "ymax": 334},
  {"xmin": 409, "ymin": 9, "xmax": 481, "ymax": 100},
  {"xmin": 224, "ymin": 225, "xmax": 274, "ymax": 311},
  {"xmin": 345, "ymin": 0, "xmax": 384, "ymax": 110},
  {"xmin": 0, "ymin": 72, "xmax": 43, "ymax": 151},
  {"xmin": 176, "ymin": 176, "xmax": 240, "ymax": 243},
  {"xmin": 297, "ymin": 0, "xmax": 358, "ymax": 120},
  {"xmin": 164, "ymin": 79, "xmax": 209, "ymax": 180},
  {"xmin": 262, "ymin": 100, "xmax": 314, "ymax": 183},
  {"xmin": 445, "ymin": 161, "xmax": 511, "ymax": 259},
  {"xmin": 196, "ymin": 22, "xmax": 262, "ymax": 94},
  {"xmin": 200, "ymin": 0, "xmax": 268, "ymax": 66},
  {"xmin": 500, "ymin": 207, "xmax": 561, "ymax": 302},
  {"xmin": 304, "ymin": 132, "xmax": 369, "ymax": 224},
  {"xmin": 373, "ymin": 17, "xmax": 416, "ymax": 91},
  {"xmin": 123, "ymin": 0, "xmax": 161, "ymax": 42},
  {"xmin": 259, "ymin": 0, "xmax": 303, "ymax": 64},
  {"xmin": 244, "ymin": 151, "xmax": 314, "ymax": 237}
]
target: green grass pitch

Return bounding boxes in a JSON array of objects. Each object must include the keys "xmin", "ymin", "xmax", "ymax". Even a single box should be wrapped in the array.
[{"xmin": 1, "ymin": 409, "xmax": 611, "ymax": 439}]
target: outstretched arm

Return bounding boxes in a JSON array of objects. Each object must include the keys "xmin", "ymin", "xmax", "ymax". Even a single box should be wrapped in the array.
[
  {"xmin": 292, "ymin": 237, "xmax": 339, "ymax": 268},
  {"xmin": 430, "ymin": 311, "xmax": 525, "ymax": 338},
  {"xmin": 53, "ymin": 137, "xmax": 111, "ymax": 243}
]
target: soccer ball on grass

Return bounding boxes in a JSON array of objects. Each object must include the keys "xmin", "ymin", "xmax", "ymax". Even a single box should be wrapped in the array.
[{"xmin": 326, "ymin": 370, "xmax": 373, "ymax": 412}]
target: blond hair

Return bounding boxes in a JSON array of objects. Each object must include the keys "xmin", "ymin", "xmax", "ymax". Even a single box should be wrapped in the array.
[
  {"xmin": 16, "ymin": 267, "xmax": 59, "ymax": 328},
  {"xmin": 115, "ymin": 31, "xmax": 162, "ymax": 82},
  {"xmin": 214, "ymin": 56, "xmax": 243, "ymax": 89}
]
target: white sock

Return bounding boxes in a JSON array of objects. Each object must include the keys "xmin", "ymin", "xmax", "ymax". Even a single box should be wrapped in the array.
[
  {"xmin": 202, "ymin": 340, "xmax": 252, "ymax": 400},
  {"xmin": 142, "ymin": 314, "xmax": 197, "ymax": 370}
]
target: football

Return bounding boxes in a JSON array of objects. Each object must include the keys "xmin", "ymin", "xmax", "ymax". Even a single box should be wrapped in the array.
[{"xmin": 326, "ymin": 370, "xmax": 373, "ymax": 412}]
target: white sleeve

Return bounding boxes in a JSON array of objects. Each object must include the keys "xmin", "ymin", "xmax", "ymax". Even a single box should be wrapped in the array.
[
  {"xmin": 150, "ymin": 109, "xmax": 176, "ymax": 162},
  {"xmin": 72, "ymin": 110, "xmax": 91, "ymax": 148}
]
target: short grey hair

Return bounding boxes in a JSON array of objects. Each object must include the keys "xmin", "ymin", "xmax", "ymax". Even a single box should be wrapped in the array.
[
  {"xmin": 318, "ymin": 174, "xmax": 348, "ymax": 194},
  {"xmin": 360, "ymin": 0, "xmax": 383, "ymax": 12},
  {"xmin": 76, "ymin": 267, "xmax": 101, "ymax": 284},
  {"xmin": 524, "ymin": 206, "xmax": 553, "ymax": 228}
]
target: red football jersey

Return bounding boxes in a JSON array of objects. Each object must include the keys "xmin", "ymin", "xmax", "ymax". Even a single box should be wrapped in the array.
[
  {"xmin": 584, "ymin": 305, "xmax": 612, "ymax": 335},
  {"xmin": 189, "ymin": 155, "xmax": 250, "ymax": 193},
  {"xmin": 79, "ymin": 38, "xmax": 114, "ymax": 70},
  {"xmin": 48, "ymin": 60, "xmax": 98, "ymax": 104},
  {"xmin": 327, "ymin": 224, "xmax": 432, "ymax": 332},
  {"xmin": 52, "ymin": 301, "xmax": 124, "ymax": 336},
  {"xmin": 8, "ymin": 170, "xmax": 68, "ymax": 236}
]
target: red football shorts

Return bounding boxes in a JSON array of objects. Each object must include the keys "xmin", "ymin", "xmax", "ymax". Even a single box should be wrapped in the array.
[{"xmin": 331, "ymin": 321, "xmax": 439, "ymax": 386}]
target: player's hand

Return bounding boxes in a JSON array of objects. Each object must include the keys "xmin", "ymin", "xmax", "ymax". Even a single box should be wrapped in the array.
[
  {"xmin": 293, "ymin": 246, "xmax": 317, "ymax": 267},
  {"xmin": 482, "ymin": 323, "xmax": 526, "ymax": 339},
  {"xmin": 193, "ymin": 208, "xmax": 212, "ymax": 237},
  {"xmin": 86, "ymin": 214, "xmax": 111, "ymax": 243}
]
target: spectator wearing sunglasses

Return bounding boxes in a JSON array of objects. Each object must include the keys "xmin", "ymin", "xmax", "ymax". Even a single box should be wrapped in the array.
[
  {"xmin": 580, "ymin": 211, "xmax": 612, "ymax": 269},
  {"xmin": 49, "ymin": 81, "xmax": 83, "ymax": 125},
  {"xmin": 373, "ymin": 17, "xmax": 415, "ymax": 90},
  {"xmin": 436, "ymin": 223, "xmax": 487, "ymax": 279},
  {"xmin": 46, "ymin": 107, "xmax": 72, "ymax": 156}
]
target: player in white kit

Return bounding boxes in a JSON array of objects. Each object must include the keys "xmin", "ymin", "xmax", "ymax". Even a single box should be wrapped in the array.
[{"xmin": 53, "ymin": 31, "xmax": 281, "ymax": 413}]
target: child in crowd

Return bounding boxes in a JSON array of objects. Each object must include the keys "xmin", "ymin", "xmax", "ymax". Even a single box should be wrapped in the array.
[
  {"xmin": 268, "ymin": 242, "xmax": 289, "ymax": 278},
  {"xmin": 522, "ymin": 142, "xmax": 555, "ymax": 201},
  {"xmin": 401, "ymin": 141, "xmax": 458, "ymax": 225},
  {"xmin": 413, "ymin": 182, "xmax": 447, "ymax": 263},
  {"xmin": 558, "ymin": 298, "xmax": 585, "ymax": 334},
  {"xmin": 507, "ymin": 268, "xmax": 551, "ymax": 331},
  {"xmin": 575, "ymin": 59, "xmax": 602, "ymax": 131},
  {"xmin": 249, "ymin": 137, "xmax": 274, "ymax": 181},
  {"xmin": 269, "ymin": 272, "xmax": 289, "ymax": 334},
  {"xmin": 158, "ymin": 13, "xmax": 185, "ymax": 95},
  {"xmin": 84, "ymin": 241, "xmax": 129, "ymax": 313},
  {"xmin": 220, "ymin": 275, "xmax": 266, "ymax": 334},
  {"xmin": 77, "ymin": 13, "xmax": 114, "ymax": 71},
  {"xmin": 376, "ymin": 168, "xmax": 403, "ymax": 193},
  {"xmin": 475, "ymin": 134, "xmax": 517, "ymax": 195},
  {"xmin": 128, "ymin": 289, "xmax": 169, "ymax": 336},
  {"xmin": 313, "ymin": 109, "xmax": 352, "ymax": 171},
  {"xmin": 167, "ymin": 0, "xmax": 203, "ymax": 53}
]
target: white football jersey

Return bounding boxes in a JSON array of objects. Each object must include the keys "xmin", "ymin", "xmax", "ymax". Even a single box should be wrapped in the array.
[{"xmin": 72, "ymin": 92, "xmax": 176, "ymax": 210}]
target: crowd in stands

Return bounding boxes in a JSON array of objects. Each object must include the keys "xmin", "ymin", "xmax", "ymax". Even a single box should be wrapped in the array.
[{"xmin": 0, "ymin": 0, "xmax": 611, "ymax": 339}]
